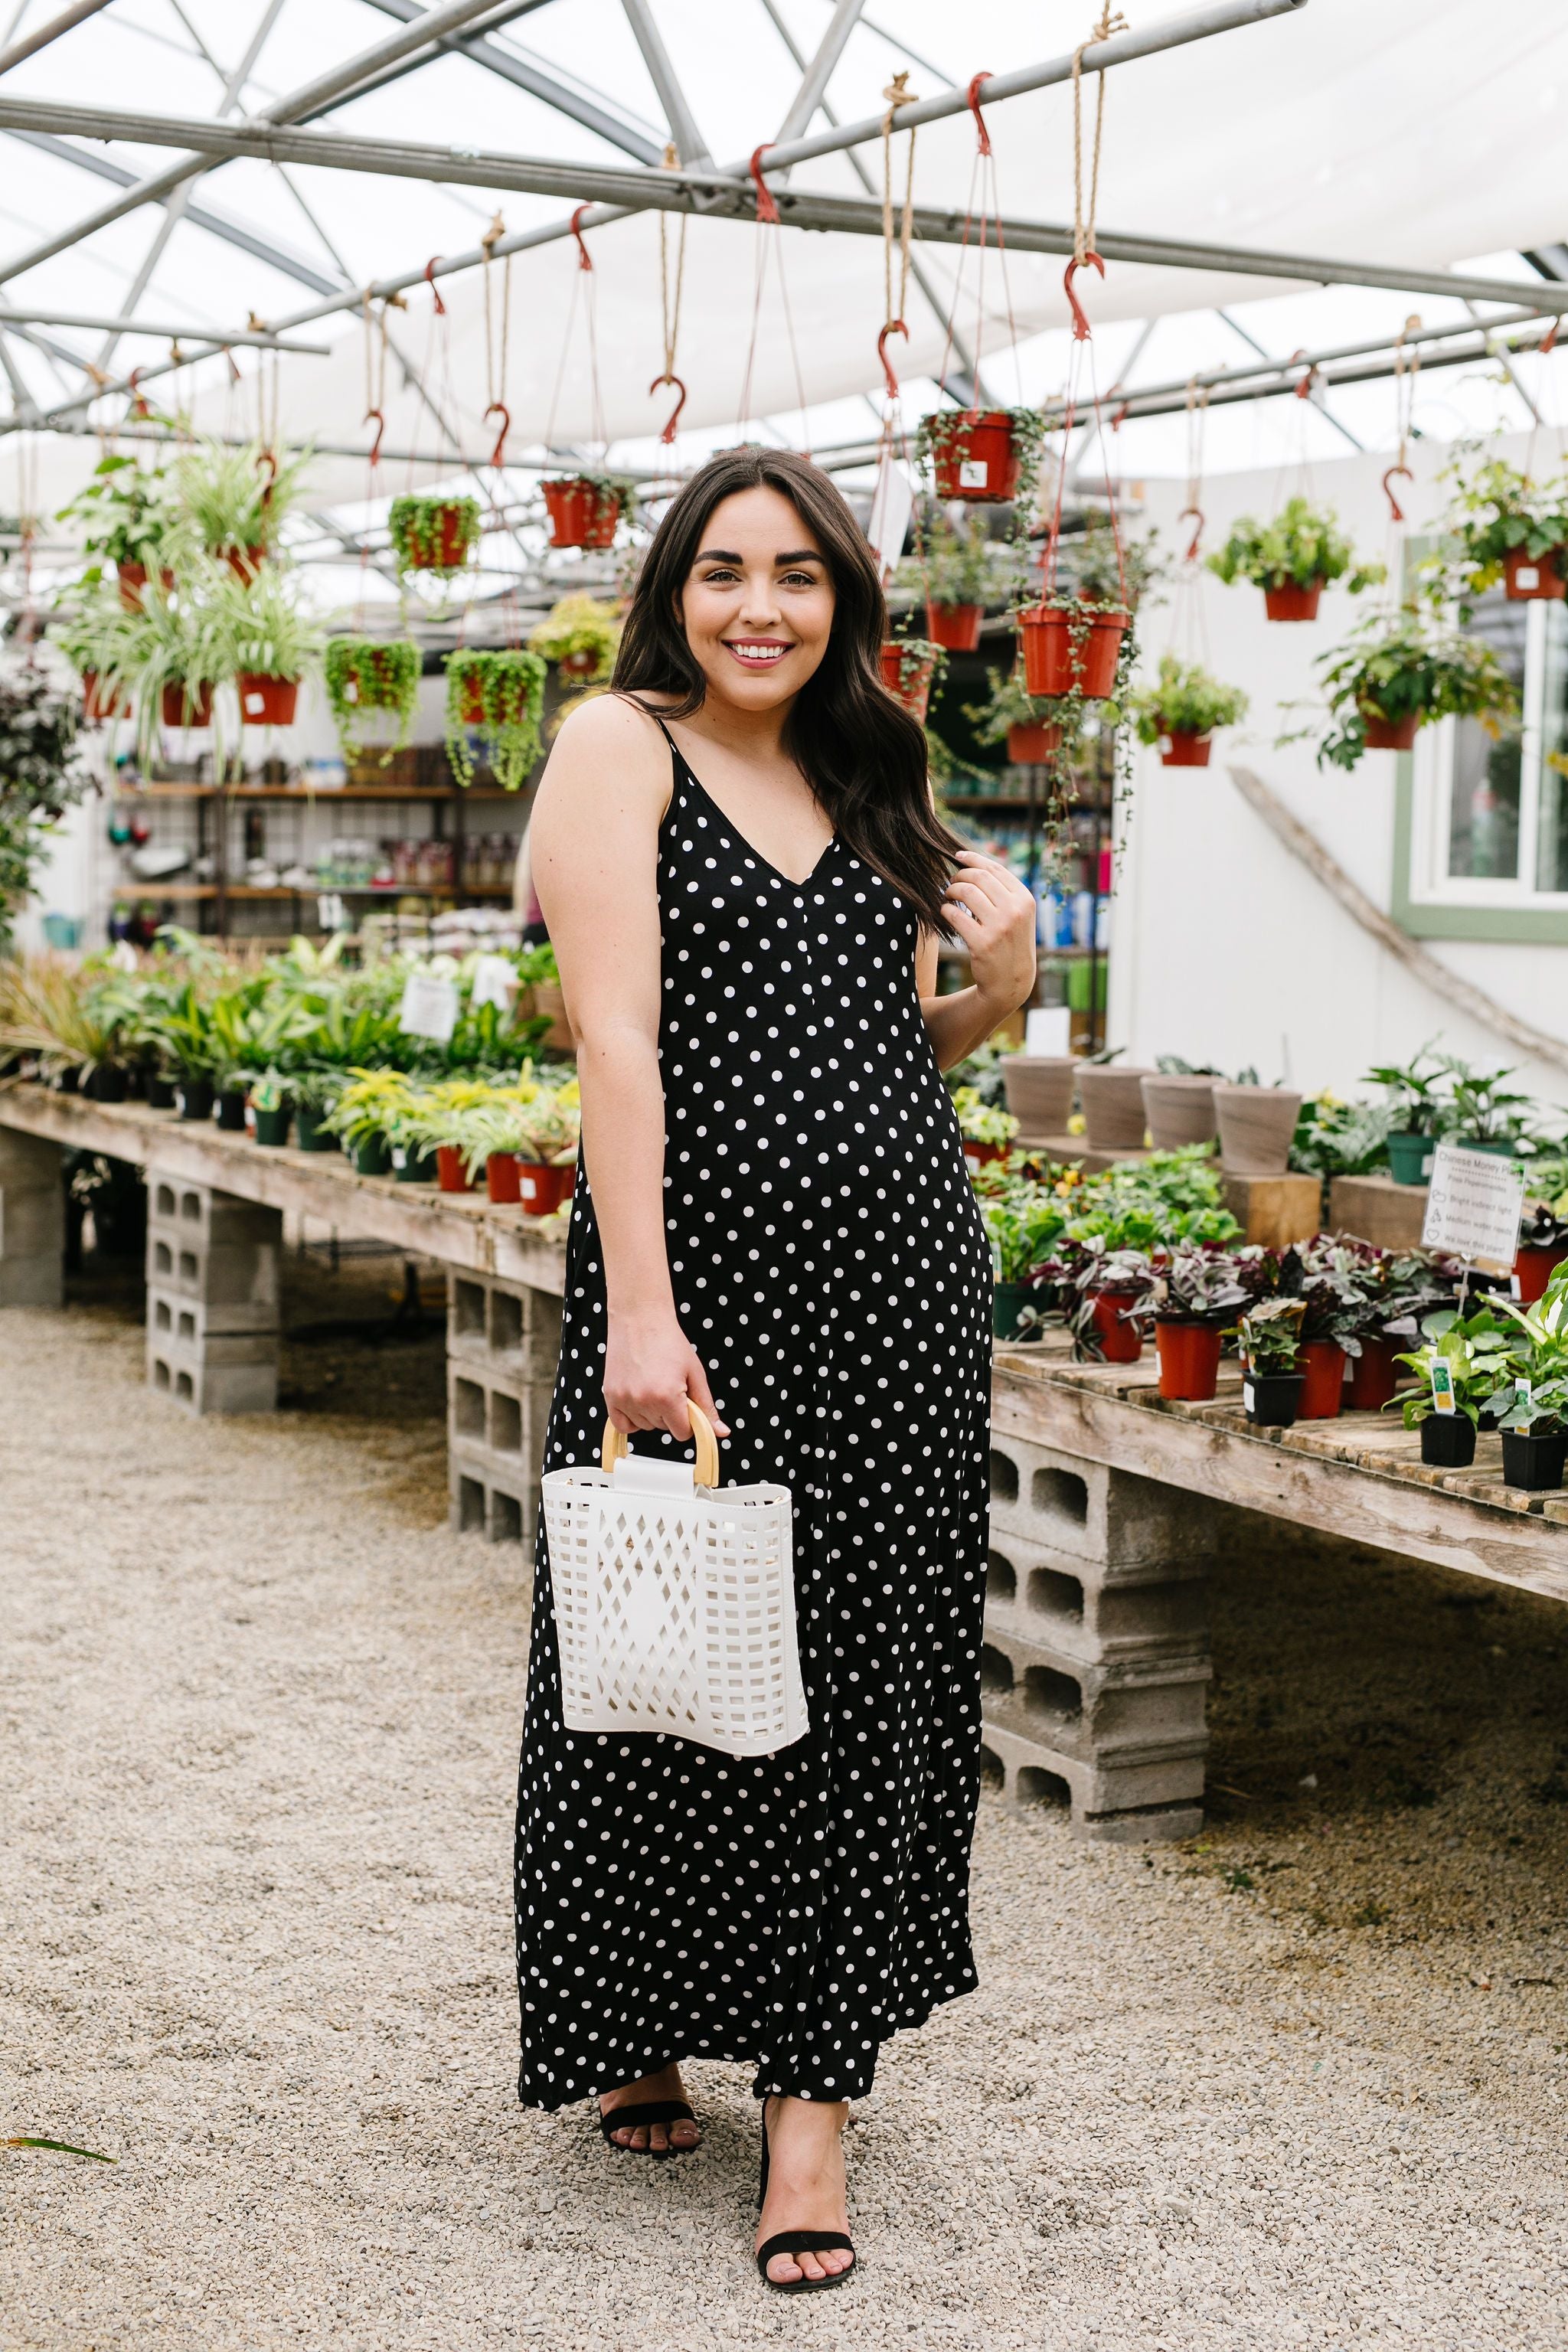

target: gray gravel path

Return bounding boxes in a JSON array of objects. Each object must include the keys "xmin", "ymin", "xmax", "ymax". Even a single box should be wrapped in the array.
[{"xmin": 4, "ymin": 1282, "xmax": 1568, "ymax": 2350}]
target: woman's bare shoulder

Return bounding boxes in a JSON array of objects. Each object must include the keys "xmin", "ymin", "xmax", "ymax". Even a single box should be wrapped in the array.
[
  {"xmin": 552, "ymin": 691, "xmax": 671, "ymax": 762},
  {"xmin": 534, "ymin": 693, "xmax": 673, "ymax": 828}
]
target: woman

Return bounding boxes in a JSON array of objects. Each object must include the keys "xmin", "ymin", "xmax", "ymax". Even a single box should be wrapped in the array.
[{"xmin": 514, "ymin": 446, "xmax": 1035, "ymax": 2292}]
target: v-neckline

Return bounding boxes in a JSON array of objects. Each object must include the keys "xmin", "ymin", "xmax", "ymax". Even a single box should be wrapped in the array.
[{"xmin": 678, "ymin": 765, "xmax": 837, "ymax": 893}]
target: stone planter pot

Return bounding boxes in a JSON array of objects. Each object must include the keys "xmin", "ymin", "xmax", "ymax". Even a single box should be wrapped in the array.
[
  {"xmin": 1139, "ymin": 1073, "xmax": 1217, "ymax": 1150},
  {"xmin": 1001, "ymin": 1055, "xmax": 1075, "ymax": 1136},
  {"xmin": 1214, "ymin": 1083, "xmax": 1302, "ymax": 1176},
  {"xmin": 1074, "ymin": 1063, "xmax": 1152, "ymax": 1153}
]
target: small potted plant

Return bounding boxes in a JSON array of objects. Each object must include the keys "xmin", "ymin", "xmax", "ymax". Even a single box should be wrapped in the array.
[
  {"xmin": 221, "ymin": 564, "xmax": 322, "ymax": 729},
  {"xmin": 963, "ymin": 668, "xmax": 1074, "ymax": 766},
  {"xmin": 1387, "ymin": 1303, "xmax": 1514, "ymax": 1468},
  {"xmin": 1207, "ymin": 495, "xmax": 1383, "ymax": 621},
  {"xmin": 325, "ymin": 1070, "xmax": 418, "ymax": 1175},
  {"xmin": 1016, "ymin": 594, "xmax": 1130, "ymax": 702},
  {"xmin": 1288, "ymin": 1236, "xmax": 1379, "ymax": 1421},
  {"xmin": 1442, "ymin": 453, "xmax": 1568, "ymax": 603},
  {"xmin": 1364, "ymin": 1047, "xmax": 1446, "ymax": 1184},
  {"xmin": 528, "ymin": 592, "xmax": 622, "ymax": 680},
  {"xmin": 1064, "ymin": 1240, "xmax": 1150, "ymax": 1366},
  {"xmin": 1235, "ymin": 1296, "xmax": 1306, "ymax": 1426},
  {"xmin": 1138, "ymin": 1241, "xmax": 1253, "ymax": 1401},
  {"xmin": 1437, "ymin": 1054, "xmax": 1534, "ymax": 1157},
  {"xmin": 879, "ymin": 635, "xmax": 943, "ymax": 722},
  {"xmin": 1315, "ymin": 609, "xmax": 1518, "ymax": 767},
  {"xmin": 443, "ymin": 648, "xmax": 547, "ymax": 792},
  {"xmin": 978, "ymin": 1181, "xmax": 1073, "ymax": 1340},
  {"xmin": 389, "ymin": 493, "xmax": 481, "ymax": 576},
  {"xmin": 324, "ymin": 637, "xmax": 421, "ymax": 765},
  {"xmin": 56, "ymin": 452, "xmax": 175, "ymax": 606},
  {"xmin": 291, "ymin": 1069, "xmax": 344, "ymax": 1152},
  {"xmin": 541, "ymin": 472, "xmax": 631, "ymax": 550},
  {"xmin": 249, "ymin": 1071, "xmax": 292, "ymax": 1148},
  {"xmin": 1128, "ymin": 655, "xmax": 1248, "ymax": 767},
  {"xmin": 916, "ymin": 406, "xmax": 1046, "ymax": 507},
  {"xmin": 1488, "ymin": 1263, "xmax": 1568, "ymax": 1488},
  {"xmin": 514, "ymin": 1084, "xmax": 581, "ymax": 1214},
  {"xmin": 1515, "ymin": 1203, "xmax": 1568, "ymax": 1305},
  {"xmin": 1344, "ymin": 1247, "xmax": 1448, "ymax": 1408},
  {"xmin": 895, "ymin": 509, "xmax": 1007, "ymax": 652},
  {"xmin": 952, "ymin": 1085, "xmax": 1020, "ymax": 1172}
]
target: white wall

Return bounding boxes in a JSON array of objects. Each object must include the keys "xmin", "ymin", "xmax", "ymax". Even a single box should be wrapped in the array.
[{"xmin": 1108, "ymin": 431, "xmax": 1568, "ymax": 1115}]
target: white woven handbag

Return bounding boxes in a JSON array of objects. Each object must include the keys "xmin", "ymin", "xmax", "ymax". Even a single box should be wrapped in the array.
[{"xmin": 542, "ymin": 1403, "xmax": 806, "ymax": 1759}]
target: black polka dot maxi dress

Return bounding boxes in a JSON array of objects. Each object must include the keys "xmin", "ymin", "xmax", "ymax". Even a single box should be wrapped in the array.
[{"xmin": 514, "ymin": 729, "xmax": 992, "ymax": 2110}]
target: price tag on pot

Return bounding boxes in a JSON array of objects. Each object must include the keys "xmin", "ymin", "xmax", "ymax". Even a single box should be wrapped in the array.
[
  {"xmin": 397, "ymin": 969, "xmax": 459, "ymax": 1045},
  {"xmin": 1422, "ymin": 1142, "xmax": 1526, "ymax": 1269},
  {"xmin": 958, "ymin": 458, "xmax": 988, "ymax": 489},
  {"xmin": 1429, "ymin": 1357, "xmax": 1456, "ymax": 1416},
  {"xmin": 470, "ymin": 953, "xmax": 520, "ymax": 1017},
  {"xmin": 1242, "ymin": 1380, "xmax": 1256, "ymax": 1413}
]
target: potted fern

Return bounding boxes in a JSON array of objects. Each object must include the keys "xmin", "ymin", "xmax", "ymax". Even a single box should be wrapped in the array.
[
  {"xmin": 444, "ymin": 649, "xmax": 547, "ymax": 790},
  {"xmin": 1315, "ymin": 609, "xmax": 1518, "ymax": 768},
  {"xmin": 1442, "ymin": 453, "xmax": 1568, "ymax": 603},
  {"xmin": 324, "ymin": 638, "xmax": 421, "ymax": 765},
  {"xmin": 541, "ymin": 472, "xmax": 631, "ymax": 550},
  {"xmin": 916, "ymin": 407, "xmax": 1047, "ymax": 507},
  {"xmin": 389, "ymin": 493, "xmax": 480, "ymax": 576},
  {"xmin": 528, "ymin": 592, "xmax": 622, "ymax": 680},
  {"xmin": 1129, "ymin": 655, "xmax": 1248, "ymax": 766},
  {"xmin": 1207, "ymin": 496, "xmax": 1383, "ymax": 621}
]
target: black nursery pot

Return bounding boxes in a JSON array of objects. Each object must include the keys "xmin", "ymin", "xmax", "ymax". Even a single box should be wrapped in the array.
[
  {"xmin": 215, "ymin": 1088, "xmax": 249, "ymax": 1132},
  {"xmin": 175, "ymin": 1075, "xmax": 214, "ymax": 1122},
  {"xmin": 87, "ymin": 1063, "xmax": 128, "ymax": 1102},
  {"xmin": 1421, "ymin": 1413, "xmax": 1477, "ymax": 1469},
  {"xmin": 147, "ymin": 1073, "xmax": 176, "ymax": 1110},
  {"xmin": 1243, "ymin": 1368, "xmax": 1304, "ymax": 1428},
  {"xmin": 1501, "ymin": 1428, "xmax": 1568, "ymax": 1491}
]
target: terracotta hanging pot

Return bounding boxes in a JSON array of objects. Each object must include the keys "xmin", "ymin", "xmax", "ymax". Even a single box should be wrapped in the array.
[
  {"xmin": 1298, "ymin": 1339, "xmax": 1347, "ymax": 1419},
  {"xmin": 116, "ymin": 558, "xmax": 176, "ymax": 609},
  {"xmin": 543, "ymin": 478, "xmax": 622, "ymax": 550},
  {"xmin": 1088, "ymin": 1288, "xmax": 1144, "ymax": 1365},
  {"xmin": 560, "ymin": 648, "xmax": 600, "ymax": 676},
  {"xmin": 161, "ymin": 680, "xmax": 214, "ymax": 728},
  {"xmin": 1360, "ymin": 710, "xmax": 1421, "ymax": 751},
  {"xmin": 1006, "ymin": 721, "xmax": 1062, "ymax": 763},
  {"xmin": 1160, "ymin": 730, "xmax": 1212, "ymax": 767},
  {"xmin": 237, "ymin": 673, "xmax": 299, "ymax": 727},
  {"xmin": 878, "ymin": 642, "xmax": 937, "ymax": 722},
  {"xmin": 925, "ymin": 602, "xmax": 984, "ymax": 652},
  {"xmin": 225, "ymin": 544, "xmax": 269, "ymax": 582},
  {"xmin": 1262, "ymin": 580, "xmax": 1323, "ymax": 622},
  {"xmin": 926, "ymin": 409, "xmax": 1021, "ymax": 504},
  {"xmin": 1503, "ymin": 547, "xmax": 1566, "ymax": 601},
  {"xmin": 1001, "ymin": 1055, "xmax": 1074, "ymax": 1136},
  {"xmin": 1018, "ymin": 606, "xmax": 1129, "ymax": 700},
  {"xmin": 1155, "ymin": 1317, "xmax": 1223, "ymax": 1402},
  {"xmin": 405, "ymin": 500, "xmax": 477, "ymax": 570}
]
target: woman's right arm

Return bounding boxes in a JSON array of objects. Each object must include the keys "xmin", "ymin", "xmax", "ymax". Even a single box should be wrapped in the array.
[{"xmin": 529, "ymin": 696, "xmax": 728, "ymax": 1443}]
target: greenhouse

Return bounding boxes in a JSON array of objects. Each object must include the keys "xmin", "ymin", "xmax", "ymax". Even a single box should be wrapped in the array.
[{"xmin": 4, "ymin": 0, "xmax": 1568, "ymax": 2341}]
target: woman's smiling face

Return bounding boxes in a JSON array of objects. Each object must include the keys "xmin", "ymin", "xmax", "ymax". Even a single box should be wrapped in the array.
[{"xmin": 676, "ymin": 485, "xmax": 836, "ymax": 713}]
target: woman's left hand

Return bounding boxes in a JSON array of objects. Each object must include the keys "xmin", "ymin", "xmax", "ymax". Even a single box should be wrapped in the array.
[{"xmin": 942, "ymin": 851, "xmax": 1037, "ymax": 1013}]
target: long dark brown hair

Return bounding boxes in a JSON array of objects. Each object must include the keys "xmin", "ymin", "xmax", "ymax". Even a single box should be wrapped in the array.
[{"xmin": 611, "ymin": 446, "xmax": 962, "ymax": 931}]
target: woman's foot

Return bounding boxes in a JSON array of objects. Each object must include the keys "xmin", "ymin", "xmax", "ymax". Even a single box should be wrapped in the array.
[
  {"xmin": 597, "ymin": 2063, "xmax": 700, "ymax": 2154},
  {"xmin": 756, "ymin": 2096, "xmax": 854, "ymax": 2285}
]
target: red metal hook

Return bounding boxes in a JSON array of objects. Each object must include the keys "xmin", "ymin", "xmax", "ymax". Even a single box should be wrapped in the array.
[
  {"xmin": 485, "ymin": 401, "xmax": 511, "ymax": 469},
  {"xmin": 364, "ymin": 407, "xmax": 385, "ymax": 467},
  {"xmin": 569, "ymin": 206, "xmax": 593, "ymax": 270},
  {"xmin": 749, "ymin": 144, "xmax": 779, "ymax": 224},
  {"xmin": 1063, "ymin": 252, "xmax": 1105, "ymax": 342},
  {"xmin": 1541, "ymin": 318, "xmax": 1560, "ymax": 355},
  {"xmin": 256, "ymin": 446, "xmax": 279, "ymax": 509},
  {"xmin": 423, "ymin": 256, "xmax": 446, "ymax": 315},
  {"xmin": 1109, "ymin": 400, "xmax": 1129, "ymax": 431},
  {"xmin": 965, "ymin": 70, "xmax": 993, "ymax": 155},
  {"xmin": 1288, "ymin": 348, "xmax": 1317, "ymax": 400},
  {"xmin": 1176, "ymin": 504, "xmax": 1204, "ymax": 563},
  {"xmin": 126, "ymin": 366, "xmax": 150, "ymax": 420},
  {"xmin": 877, "ymin": 319, "xmax": 909, "ymax": 402},
  {"xmin": 648, "ymin": 372, "xmax": 687, "ymax": 443},
  {"xmin": 1381, "ymin": 463, "xmax": 1413, "ymax": 524}
]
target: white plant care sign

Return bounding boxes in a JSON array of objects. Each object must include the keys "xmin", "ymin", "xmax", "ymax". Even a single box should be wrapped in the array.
[
  {"xmin": 1421, "ymin": 1142, "xmax": 1526, "ymax": 1269},
  {"xmin": 864, "ymin": 452, "xmax": 915, "ymax": 586},
  {"xmin": 397, "ymin": 969, "xmax": 459, "ymax": 1045},
  {"xmin": 470, "ymin": 953, "xmax": 520, "ymax": 1016}
]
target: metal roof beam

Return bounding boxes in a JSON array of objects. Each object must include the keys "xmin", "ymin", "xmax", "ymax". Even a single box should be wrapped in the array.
[
  {"xmin": 774, "ymin": 0, "xmax": 865, "ymax": 143},
  {"xmin": 0, "ymin": 302, "xmax": 328, "ymax": 348},
  {"xmin": 0, "ymin": 0, "xmax": 116, "ymax": 76},
  {"xmin": 619, "ymin": 0, "xmax": 710, "ymax": 164}
]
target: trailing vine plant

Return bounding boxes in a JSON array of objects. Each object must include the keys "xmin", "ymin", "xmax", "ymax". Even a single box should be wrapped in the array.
[{"xmin": 443, "ymin": 648, "xmax": 547, "ymax": 791}]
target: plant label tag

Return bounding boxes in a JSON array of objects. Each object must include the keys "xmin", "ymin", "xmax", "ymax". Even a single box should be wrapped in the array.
[
  {"xmin": 1421, "ymin": 1143, "xmax": 1526, "ymax": 1269},
  {"xmin": 243, "ymin": 689, "xmax": 266, "ymax": 716},
  {"xmin": 1511, "ymin": 1273, "xmax": 1523, "ymax": 1299},
  {"xmin": 1516, "ymin": 565, "xmax": 1540, "ymax": 591},
  {"xmin": 397, "ymin": 970, "xmax": 459, "ymax": 1044},
  {"xmin": 1243, "ymin": 1380, "xmax": 1256, "ymax": 1413},
  {"xmin": 1429, "ymin": 1358, "xmax": 1456, "ymax": 1416},
  {"xmin": 391, "ymin": 1146, "xmax": 407, "ymax": 1171},
  {"xmin": 1517, "ymin": 1377, "xmax": 1533, "ymax": 1409},
  {"xmin": 471, "ymin": 954, "xmax": 519, "ymax": 1015},
  {"xmin": 958, "ymin": 459, "xmax": 988, "ymax": 489},
  {"xmin": 864, "ymin": 452, "xmax": 915, "ymax": 584}
]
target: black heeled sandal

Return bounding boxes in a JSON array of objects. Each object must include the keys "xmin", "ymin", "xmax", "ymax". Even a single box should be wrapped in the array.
[
  {"xmin": 596, "ymin": 2096, "xmax": 697, "ymax": 2158},
  {"xmin": 755, "ymin": 2101, "xmax": 856, "ymax": 2294}
]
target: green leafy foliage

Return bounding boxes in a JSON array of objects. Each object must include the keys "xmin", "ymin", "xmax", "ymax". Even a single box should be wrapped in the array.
[
  {"xmin": 444, "ymin": 648, "xmax": 547, "ymax": 791},
  {"xmin": 0, "ymin": 671, "xmax": 89, "ymax": 952},
  {"xmin": 1128, "ymin": 655, "xmax": 1248, "ymax": 744},
  {"xmin": 387, "ymin": 495, "xmax": 480, "ymax": 577},
  {"xmin": 1315, "ymin": 608, "xmax": 1518, "ymax": 772},
  {"xmin": 527, "ymin": 593, "xmax": 622, "ymax": 678},
  {"xmin": 1390, "ymin": 1304, "xmax": 1517, "ymax": 1429},
  {"xmin": 1207, "ymin": 497, "xmax": 1383, "ymax": 594},
  {"xmin": 323, "ymin": 637, "xmax": 421, "ymax": 763},
  {"xmin": 55, "ymin": 453, "xmax": 173, "ymax": 570},
  {"xmin": 1439, "ymin": 451, "xmax": 1568, "ymax": 597},
  {"xmin": 1237, "ymin": 1296, "xmax": 1305, "ymax": 1374}
]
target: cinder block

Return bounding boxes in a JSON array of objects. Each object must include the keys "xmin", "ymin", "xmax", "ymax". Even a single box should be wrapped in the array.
[
  {"xmin": 980, "ymin": 1625, "xmax": 1210, "ymax": 1766},
  {"xmin": 447, "ymin": 1271, "xmax": 561, "ymax": 1376},
  {"xmin": 146, "ymin": 1286, "xmax": 278, "ymax": 1360},
  {"xmin": 143, "ymin": 1171, "xmax": 279, "ymax": 1414},
  {"xmin": 0, "ymin": 1129, "xmax": 63, "ymax": 1310},
  {"xmin": 446, "ymin": 1271, "xmax": 562, "ymax": 1546},
  {"xmin": 987, "ymin": 1431, "xmax": 1220, "ymax": 1570},
  {"xmin": 985, "ymin": 1528, "xmax": 1206, "ymax": 1658},
  {"xmin": 449, "ymin": 1455, "xmax": 531, "ymax": 1545},
  {"xmin": 148, "ymin": 1347, "xmax": 277, "ymax": 1415},
  {"xmin": 979, "ymin": 1717, "xmax": 1205, "ymax": 1843},
  {"xmin": 146, "ymin": 1174, "xmax": 278, "ymax": 1252}
]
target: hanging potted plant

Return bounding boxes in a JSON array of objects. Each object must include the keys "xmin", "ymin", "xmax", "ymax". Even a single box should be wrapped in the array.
[
  {"xmin": 1016, "ymin": 593, "xmax": 1131, "ymax": 702},
  {"xmin": 1128, "ymin": 655, "xmax": 1248, "ymax": 767},
  {"xmin": 1137, "ymin": 1241, "xmax": 1253, "ymax": 1402},
  {"xmin": 527, "ymin": 591, "xmax": 622, "ymax": 680},
  {"xmin": 220, "ymin": 564, "xmax": 322, "ymax": 729},
  {"xmin": 1388, "ymin": 1303, "xmax": 1515, "ymax": 1468},
  {"xmin": 1207, "ymin": 496, "xmax": 1383, "ymax": 621},
  {"xmin": 172, "ymin": 437, "xmax": 309, "ymax": 577},
  {"xmin": 895, "ymin": 508, "xmax": 1007, "ymax": 653},
  {"xmin": 1235, "ymin": 1297, "xmax": 1306, "ymax": 1426},
  {"xmin": 541, "ymin": 472, "xmax": 632, "ymax": 550},
  {"xmin": 1054, "ymin": 514, "xmax": 1164, "ymax": 614},
  {"xmin": 878, "ymin": 635, "xmax": 943, "ymax": 723},
  {"xmin": 51, "ymin": 587, "xmax": 139, "ymax": 726},
  {"xmin": 1442, "ymin": 453, "xmax": 1568, "ymax": 603},
  {"xmin": 916, "ymin": 406, "xmax": 1047, "ymax": 507},
  {"xmin": 56, "ymin": 452, "xmax": 175, "ymax": 607},
  {"xmin": 119, "ymin": 572, "xmax": 232, "ymax": 766},
  {"xmin": 1314, "ymin": 609, "xmax": 1518, "ymax": 768},
  {"xmin": 444, "ymin": 648, "xmax": 547, "ymax": 791},
  {"xmin": 963, "ymin": 669, "xmax": 1075, "ymax": 766},
  {"xmin": 388, "ymin": 492, "xmax": 481, "ymax": 576},
  {"xmin": 324, "ymin": 637, "xmax": 421, "ymax": 765}
]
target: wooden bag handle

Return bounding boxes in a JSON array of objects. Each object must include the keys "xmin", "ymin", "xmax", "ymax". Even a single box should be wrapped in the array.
[{"xmin": 600, "ymin": 1400, "xmax": 720, "ymax": 1488}]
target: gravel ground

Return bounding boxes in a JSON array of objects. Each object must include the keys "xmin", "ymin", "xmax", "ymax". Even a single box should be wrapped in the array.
[{"xmin": 5, "ymin": 1256, "xmax": 1568, "ymax": 2351}]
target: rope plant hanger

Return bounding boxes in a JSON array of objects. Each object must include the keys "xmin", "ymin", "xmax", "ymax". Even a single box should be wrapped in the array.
[
  {"xmin": 1128, "ymin": 378, "xmax": 1250, "ymax": 770},
  {"xmin": 378, "ymin": 258, "xmax": 480, "ymax": 592},
  {"xmin": 648, "ymin": 143, "xmax": 689, "ymax": 454},
  {"xmin": 541, "ymin": 207, "xmax": 630, "ymax": 550},
  {"xmin": 735, "ymin": 145, "xmax": 810, "ymax": 453}
]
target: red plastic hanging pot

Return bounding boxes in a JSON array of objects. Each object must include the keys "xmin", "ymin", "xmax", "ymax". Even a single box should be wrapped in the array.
[
  {"xmin": 116, "ymin": 559, "xmax": 176, "ymax": 608},
  {"xmin": 517, "ymin": 1159, "xmax": 574, "ymax": 1215},
  {"xmin": 456, "ymin": 676, "xmax": 487, "ymax": 726},
  {"xmin": 406, "ymin": 500, "xmax": 476, "ymax": 571},
  {"xmin": 1346, "ymin": 1335, "xmax": 1402, "ymax": 1410},
  {"xmin": 1298, "ymin": 1339, "xmax": 1347, "ymax": 1419},
  {"xmin": 485, "ymin": 1151, "xmax": 522, "ymax": 1204},
  {"xmin": 237, "ymin": 673, "xmax": 299, "ymax": 727},
  {"xmin": 1160, "ymin": 730, "xmax": 1212, "ymax": 767},
  {"xmin": 436, "ymin": 1145, "xmax": 473, "ymax": 1194},
  {"xmin": 543, "ymin": 478, "xmax": 621, "ymax": 550},
  {"xmin": 161, "ymin": 680, "xmax": 214, "ymax": 728},
  {"xmin": 926, "ymin": 409, "xmax": 1021, "ymax": 504},
  {"xmin": 80, "ymin": 669, "xmax": 129, "ymax": 722},
  {"xmin": 925, "ymin": 602, "xmax": 984, "ymax": 652},
  {"xmin": 1263, "ymin": 580, "xmax": 1324, "ymax": 622},
  {"xmin": 1504, "ymin": 546, "xmax": 1566, "ymax": 601},
  {"xmin": 1007, "ymin": 721, "xmax": 1063, "ymax": 763},
  {"xmin": 560, "ymin": 648, "xmax": 600, "ymax": 676},
  {"xmin": 879, "ymin": 642, "xmax": 937, "ymax": 721},
  {"xmin": 1017, "ymin": 606, "xmax": 1129, "ymax": 701},
  {"xmin": 1515, "ymin": 1243, "xmax": 1568, "ymax": 1303},
  {"xmin": 1155, "ymin": 1318, "xmax": 1223, "ymax": 1401},
  {"xmin": 1089, "ymin": 1288, "xmax": 1144, "ymax": 1365},
  {"xmin": 226, "ymin": 544, "xmax": 269, "ymax": 582},
  {"xmin": 1361, "ymin": 709, "xmax": 1421, "ymax": 751}
]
